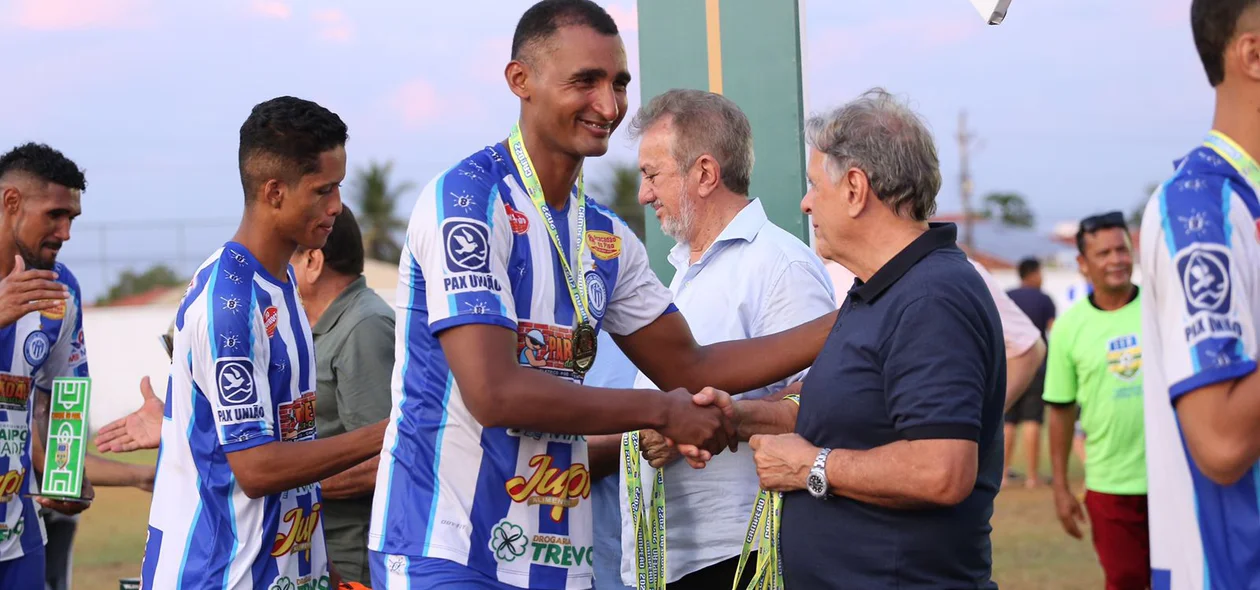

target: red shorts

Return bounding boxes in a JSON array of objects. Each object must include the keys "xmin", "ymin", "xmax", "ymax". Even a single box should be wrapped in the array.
[{"xmin": 1084, "ymin": 491, "xmax": 1151, "ymax": 590}]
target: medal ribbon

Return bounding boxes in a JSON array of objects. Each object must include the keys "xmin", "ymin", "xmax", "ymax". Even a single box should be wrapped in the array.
[
  {"xmin": 1204, "ymin": 130, "xmax": 1260, "ymax": 189},
  {"xmin": 507, "ymin": 122, "xmax": 591, "ymax": 325},
  {"xmin": 623, "ymin": 431, "xmax": 667, "ymax": 590},
  {"xmin": 731, "ymin": 392, "xmax": 801, "ymax": 590}
]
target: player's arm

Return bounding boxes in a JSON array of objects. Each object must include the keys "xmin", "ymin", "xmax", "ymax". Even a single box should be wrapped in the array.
[
  {"xmin": 414, "ymin": 178, "xmax": 729, "ymax": 452},
  {"xmin": 210, "ymin": 327, "xmax": 387, "ymax": 500},
  {"xmin": 612, "ymin": 309, "xmax": 835, "ymax": 399},
  {"xmin": 441, "ymin": 324, "xmax": 727, "ymax": 450},
  {"xmin": 1149, "ymin": 186, "xmax": 1260, "ymax": 486},
  {"xmin": 1175, "ymin": 371, "xmax": 1260, "ymax": 485},
  {"xmin": 227, "ymin": 423, "xmax": 387, "ymax": 499},
  {"xmin": 679, "ymin": 260, "xmax": 839, "ymax": 445}
]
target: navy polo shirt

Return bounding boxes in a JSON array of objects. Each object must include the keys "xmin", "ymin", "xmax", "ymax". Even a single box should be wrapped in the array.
[{"xmin": 781, "ymin": 223, "xmax": 1005, "ymax": 589}]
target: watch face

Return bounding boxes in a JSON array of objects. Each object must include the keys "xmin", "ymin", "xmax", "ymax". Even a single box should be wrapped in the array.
[{"xmin": 807, "ymin": 472, "xmax": 827, "ymax": 496}]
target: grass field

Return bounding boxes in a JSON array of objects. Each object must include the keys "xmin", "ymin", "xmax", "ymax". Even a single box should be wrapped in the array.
[{"xmin": 72, "ymin": 442, "xmax": 1103, "ymax": 589}]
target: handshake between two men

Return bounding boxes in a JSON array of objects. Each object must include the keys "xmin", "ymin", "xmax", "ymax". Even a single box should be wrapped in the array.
[{"xmin": 619, "ymin": 381, "xmax": 814, "ymax": 494}]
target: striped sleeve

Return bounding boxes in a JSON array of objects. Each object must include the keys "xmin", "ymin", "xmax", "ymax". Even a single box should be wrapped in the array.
[
  {"xmin": 193, "ymin": 255, "xmax": 275, "ymax": 452},
  {"xmin": 408, "ymin": 157, "xmax": 517, "ymax": 335},
  {"xmin": 1151, "ymin": 176, "xmax": 1257, "ymax": 403}
]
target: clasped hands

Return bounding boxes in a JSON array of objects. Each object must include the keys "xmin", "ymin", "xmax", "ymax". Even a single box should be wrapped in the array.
[{"xmin": 643, "ymin": 385, "xmax": 820, "ymax": 493}]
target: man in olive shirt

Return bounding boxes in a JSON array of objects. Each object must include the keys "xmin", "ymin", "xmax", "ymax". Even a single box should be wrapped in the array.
[{"xmin": 291, "ymin": 205, "xmax": 395, "ymax": 586}]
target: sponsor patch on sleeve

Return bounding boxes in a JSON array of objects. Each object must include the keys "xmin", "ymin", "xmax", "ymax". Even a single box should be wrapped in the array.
[{"xmin": 442, "ymin": 219, "xmax": 491, "ymax": 274}]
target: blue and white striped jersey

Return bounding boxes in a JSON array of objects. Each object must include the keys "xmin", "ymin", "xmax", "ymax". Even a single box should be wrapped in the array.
[
  {"xmin": 1141, "ymin": 134, "xmax": 1260, "ymax": 590},
  {"xmin": 0, "ymin": 262, "xmax": 88, "ymax": 562},
  {"xmin": 368, "ymin": 143, "xmax": 674, "ymax": 589},
  {"xmin": 142, "ymin": 244, "xmax": 328, "ymax": 590}
]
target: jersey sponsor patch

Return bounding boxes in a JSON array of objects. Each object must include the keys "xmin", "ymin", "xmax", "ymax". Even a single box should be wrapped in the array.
[
  {"xmin": 23, "ymin": 331, "xmax": 50, "ymax": 366},
  {"xmin": 443, "ymin": 219, "xmax": 491, "ymax": 273},
  {"xmin": 442, "ymin": 272, "xmax": 503, "ymax": 294},
  {"xmin": 504, "ymin": 453, "xmax": 590, "ymax": 523},
  {"xmin": 506, "ymin": 204, "xmax": 530, "ymax": 235},
  {"xmin": 516, "ymin": 321, "xmax": 577, "ymax": 380},
  {"xmin": 1177, "ymin": 243, "xmax": 1232, "ymax": 313},
  {"xmin": 215, "ymin": 358, "xmax": 257, "ymax": 406},
  {"xmin": 585, "ymin": 270, "xmax": 607, "ymax": 320},
  {"xmin": 40, "ymin": 299, "xmax": 66, "ymax": 320},
  {"xmin": 264, "ymin": 306, "xmax": 279, "ymax": 339},
  {"xmin": 0, "ymin": 374, "xmax": 31, "ymax": 412},
  {"xmin": 586, "ymin": 230, "xmax": 621, "ymax": 260},
  {"xmin": 278, "ymin": 392, "xmax": 316, "ymax": 442},
  {"xmin": 487, "ymin": 519, "xmax": 594, "ymax": 568}
]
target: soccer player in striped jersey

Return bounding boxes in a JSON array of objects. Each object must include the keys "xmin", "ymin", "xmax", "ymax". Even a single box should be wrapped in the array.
[
  {"xmin": 0, "ymin": 143, "xmax": 159, "ymax": 589},
  {"xmin": 1141, "ymin": 1, "xmax": 1260, "ymax": 588},
  {"xmin": 366, "ymin": 2, "xmax": 837, "ymax": 588},
  {"xmin": 140, "ymin": 97, "xmax": 386, "ymax": 590}
]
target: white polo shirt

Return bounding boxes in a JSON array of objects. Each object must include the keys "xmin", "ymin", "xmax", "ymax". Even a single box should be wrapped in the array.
[
  {"xmin": 825, "ymin": 258, "xmax": 1040, "ymax": 358},
  {"xmin": 616, "ymin": 198, "xmax": 837, "ymax": 584}
]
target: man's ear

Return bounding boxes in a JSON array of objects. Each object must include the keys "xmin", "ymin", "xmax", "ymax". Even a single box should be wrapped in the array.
[
  {"xmin": 506, "ymin": 59, "xmax": 532, "ymax": 101},
  {"xmin": 694, "ymin": 155, "xmax": 722, "ymax": 198},
  {"xmin": 306, "ymin": 248, "xmax": 325, "ymax": 283},
  {"xmin": 1, "ymin": 186, "xmax": 20, "ymax": 215},
  {"xmin": 262, "ymin": 178, "xmax": 285, "ymax": 209},
  {"xmin": 1236, "ymin": 32, "xmax": 1260, "ymax": 82},
  {"xmin": 843, "ymin": 168, "xmax": 870, "ymax": 220}
]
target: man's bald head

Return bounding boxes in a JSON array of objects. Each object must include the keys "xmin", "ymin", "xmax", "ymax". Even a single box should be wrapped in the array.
[{"xmin": 510, "ymin": 0, "xmax": 620, "ymax": 66}]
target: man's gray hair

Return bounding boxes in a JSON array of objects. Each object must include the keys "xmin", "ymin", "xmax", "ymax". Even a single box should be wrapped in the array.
[
  {"xmin": 805, "ymin": 88, "xmax": 941, "ymax": 222},
  {"xmin": 628, "ymin": 89, "xmax": 754, "ymax": 195}
]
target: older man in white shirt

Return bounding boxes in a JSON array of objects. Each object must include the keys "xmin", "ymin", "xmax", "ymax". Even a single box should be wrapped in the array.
[{"xmin": 588, "ymin": 89, "xmax": 836, "ymax": 589}]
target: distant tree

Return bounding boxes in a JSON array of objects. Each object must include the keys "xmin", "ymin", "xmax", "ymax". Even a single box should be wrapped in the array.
[
  {"xmin": 594, "ymin": 162, "xmax": 645, "ymax": 240},
  {"xmin": 981, "ymin": 191, "xmax": 1035, "ymax": 228},
  {"xmin": 96, "ymin": 264, "xmax": 184, "ymax": 306},
  {"xmin": 352, "ymin": 160, "xmax": 414, "ymax": 263}
]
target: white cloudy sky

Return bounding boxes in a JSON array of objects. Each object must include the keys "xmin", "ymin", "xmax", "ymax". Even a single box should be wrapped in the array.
[{"xmin": 0, "ymin": 0, "xmax": 1203, "ymax": 299}]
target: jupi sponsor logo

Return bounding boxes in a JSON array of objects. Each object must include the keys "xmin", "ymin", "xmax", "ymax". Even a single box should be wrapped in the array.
[{"xmin": 505, "ymin": 454, "xmax": 591, "ymax": 522}]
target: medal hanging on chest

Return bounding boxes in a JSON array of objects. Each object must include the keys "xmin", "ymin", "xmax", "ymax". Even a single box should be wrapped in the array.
[{"xmin": 506, "ymin": 122, "xmax": 598, "ymax": 377}]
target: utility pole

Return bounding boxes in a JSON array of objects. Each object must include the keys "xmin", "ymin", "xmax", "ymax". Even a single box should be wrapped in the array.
[{"xmin": 957, "ymin": 110, "xmax": 977, "ymax": 252}]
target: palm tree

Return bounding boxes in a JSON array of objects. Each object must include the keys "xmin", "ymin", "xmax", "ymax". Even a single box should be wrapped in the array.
[
  {"xmin": 981, "ymin": 191, "xmax": 1035, "ymax": 228},
  {"xmin": 594, "ymin": 162, "xmax": 645, "ymax": 239},
  {"xmin": 351, "ymin": 161, "xmax": 414, "ymax": 263}
]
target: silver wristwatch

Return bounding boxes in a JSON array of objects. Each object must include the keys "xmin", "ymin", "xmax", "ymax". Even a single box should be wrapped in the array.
[{"xmin": 806, "ymin": 447, "xmax": 831, "ymax": 499}]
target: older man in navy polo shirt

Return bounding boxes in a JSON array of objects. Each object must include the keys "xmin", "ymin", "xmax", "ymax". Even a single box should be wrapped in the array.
[{"xmin": 694, "ymin": 88, "xmax": 1006, "ymax": 588}]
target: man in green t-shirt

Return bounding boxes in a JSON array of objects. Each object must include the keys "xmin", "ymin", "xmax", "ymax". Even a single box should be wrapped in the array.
[{"xmin": 1043, "ymin": 211, "xmax": 1148, "ymax": 590}]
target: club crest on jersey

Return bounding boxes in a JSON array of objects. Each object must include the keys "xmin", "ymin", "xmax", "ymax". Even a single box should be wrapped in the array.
[
  {"xmin": 584, "ymin": 270, "xmax": 607, "ymax": 320},
  {"xmin": 1176, "ymin": 244, "xmax": 1231, "ymax": 313},
  {"xmin": 1106, "ymin": 334, "xmax": 1142, "ymax": 382},
  {"xmin": 586, "ymin": 230, "xmax": 621, "ymax": 260},
  {"xmin": 215, "ymin": 358, "xmax": 257, "ymax": 407},
  {"xmin": 23, "ymin": 331, "xmax": 50, "ymax": 366},
  {"xmin": 443, "ymin": 219, "xmax": 491, "ymax": 273},
  {"xmin": 506, "ymin": 204, "xmax": 530, "ymax": 235},
  {"xmin": 264, "ymin": 306, "xmax": 279, "ymax": 338},
  {"xmin": 0, "ymin": 374, "xmax": 32, "ymax": 412}
]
